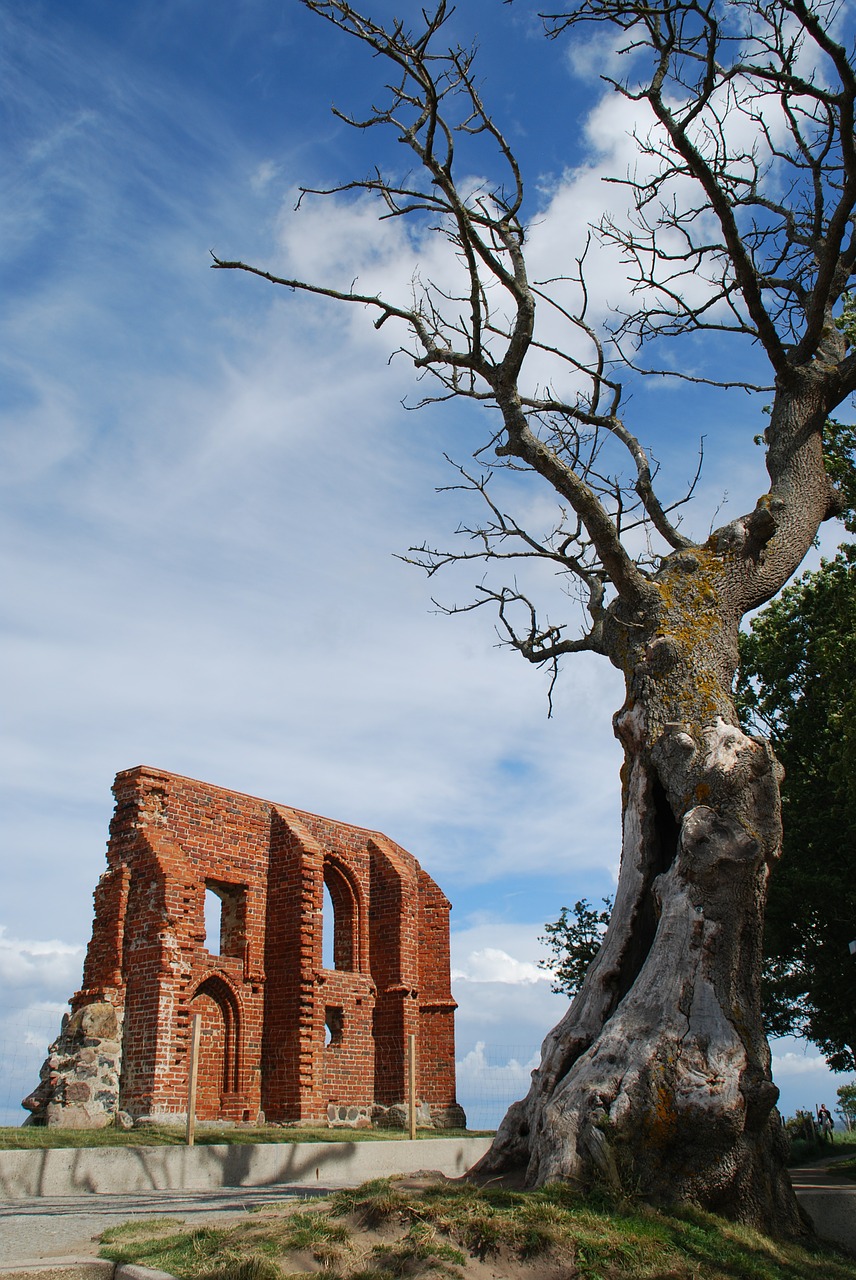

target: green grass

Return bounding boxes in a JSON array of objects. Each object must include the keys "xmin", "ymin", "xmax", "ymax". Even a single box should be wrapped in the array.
[
  {"xmin": 97, "ymin": 1177, "xmax": 856, "ymax": 1280},
  {"xmin": 100, "ymin": 1210, "xmax": 351, "ymax": 1272},
  {"xmin": 0, "ymin": 1124, "xmax": 488, "ymax": 1150},
  {"xmin": 787, "ymin": 1134, "xmax": 856, "ymax": 1166}
]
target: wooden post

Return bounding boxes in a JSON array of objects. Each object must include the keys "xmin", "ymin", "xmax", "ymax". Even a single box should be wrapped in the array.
[
  {"xmin": 186, "ymin": 1011, "xmax": 202, "ymax": 1147},
  {"xmin": 407, "ymin": 1033, "xmax": 417, "ymax": 1141}
]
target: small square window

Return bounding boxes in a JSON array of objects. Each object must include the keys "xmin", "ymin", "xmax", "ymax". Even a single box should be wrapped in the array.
[
  {"xmin": 204, "ymin": 881, "xmax": 247, "ymax": 957},
  {"xmin": 325, "ymin": 1006, "xmax": 344, "ymax": 1046}
]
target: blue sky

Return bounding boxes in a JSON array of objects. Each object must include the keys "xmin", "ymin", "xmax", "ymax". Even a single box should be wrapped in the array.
[{"xmin": 1, "ymin": 0, "xmax": 851, "ymax": 1127}]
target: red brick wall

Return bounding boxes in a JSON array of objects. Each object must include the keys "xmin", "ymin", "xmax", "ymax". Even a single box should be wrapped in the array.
[
  {"xmin": 417, "ymin": 869, "xmax": 459, "ymax": 1111},
  {"xmin": 73, "ymin": 766, "xmax": 461, "ymax": 1126}
]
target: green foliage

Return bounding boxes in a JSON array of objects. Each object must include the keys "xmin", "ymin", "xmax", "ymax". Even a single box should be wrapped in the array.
[
  {"xmin": 787, "ymin": 1135, "xmax": 826, "ymax": 1165},
  {"xmin": 737, "ymin": 546, "xmax": 856, "ymax": 1071},
  {"xmin": 838, "ymin": 1084, "xmax": 856, "ymax": 1127},
  {"xmin": 834, "ymin": 293, "xmax": 856, "ymax": 345},
  {"xmin": 100, "ymin": 1217, "xmax": 179, "ymax": 1240},
  {"xmin": 273, "ymin": 1209, "xmax": 350, "ymax": 1264},
  {"xmin": 827, "ymin": 300, "xmax": 856, "ymax": 527},
  {"xmin": 538, "ymin": 898, "xmax": 613, "ymax": 997},
  {"xmin": 823, "ymin": 419, "xmax": 856, "ymax": 532},
  {"xmin": 100, "ymin": 1205, "xmax": 349, "ymax": 1276}
]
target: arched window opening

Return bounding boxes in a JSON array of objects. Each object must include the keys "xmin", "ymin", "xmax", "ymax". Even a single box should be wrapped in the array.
[
  {"xmin": 322, "ymin": 882, "xmax": 335, "ymax": 970},
  {"xmin": 322, "ymin": 861, "xmax": 358, "ymax": 971}
]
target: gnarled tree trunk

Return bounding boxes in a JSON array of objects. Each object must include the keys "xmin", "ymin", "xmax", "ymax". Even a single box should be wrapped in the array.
[
  {"xmin": 215, "ymin": 0, "xmax": 856, "ymax": 1239},
  {"xmin": 478, "ymin": 550, "xmax": 805, "ymax": 1235}
]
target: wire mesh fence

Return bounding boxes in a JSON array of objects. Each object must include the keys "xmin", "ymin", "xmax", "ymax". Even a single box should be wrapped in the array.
[
  {"xmin": 0, "ymin": 1005, "xmax": 66, "ymax": 1127},
  {"xmin": 454, "ymin": 1042, "xmax": 539, "ymax": 1130},
  {"xmin": 0, "ymin": 1005, "xmax": 538, "ymax": 1132}
]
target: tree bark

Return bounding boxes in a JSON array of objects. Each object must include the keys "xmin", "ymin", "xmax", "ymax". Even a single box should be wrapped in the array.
[
  {"xmin": 477, "ymin": 550, "xmax": 807, "ymax": 1236},
  {"xmin": 213, "ymin": 2, "xmax": 855, "ymax": 1236}
]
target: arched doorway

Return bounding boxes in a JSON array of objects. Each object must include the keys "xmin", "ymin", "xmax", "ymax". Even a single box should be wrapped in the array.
[{"xmin": 189, "ymin": 975, "xmax": 240, "ymax": 1121}]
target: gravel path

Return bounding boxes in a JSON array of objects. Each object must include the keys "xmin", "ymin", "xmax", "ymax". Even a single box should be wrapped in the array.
[
  {"xmin": 790, "ymin": 1158, "xmax": 856, "ymax": 1256},
  {"xmin": 0, "ymin": 1186, "xmax": 326, "ymax": 1264}
]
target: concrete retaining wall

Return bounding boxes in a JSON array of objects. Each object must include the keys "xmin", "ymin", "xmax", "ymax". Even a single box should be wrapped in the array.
[{"xmin": 0, "ymin": 1137, "xmax": 493, "ymax": 1199}]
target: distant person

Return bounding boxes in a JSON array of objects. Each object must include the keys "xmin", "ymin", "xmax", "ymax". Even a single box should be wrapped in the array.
[{"xmin": 818, "ymin": 1104, "xmax": 834, "ymax": 1139}]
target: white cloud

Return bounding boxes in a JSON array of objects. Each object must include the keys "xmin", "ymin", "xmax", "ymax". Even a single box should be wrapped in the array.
[
  {"xmin": 1, "ymin": 278, "xmax": 627, "ymax": 911},
  {"xmin": 452, "ymin": 947, "xmax": 547, "ymax": 986},
  {"xmin": 449, "ymin": 919, "xmax": 568, "ymax": 1128},
  {"xmin": 451, "ymin": 922, "xmax": 569, "ymax": 1062},
  {"xmin": 565, "ymin": 27, "xmax": 642, "ymax": 84},
  {"xmin": 0, "ymin": 998, "xmax": 71, "ymax": 1127},
  {"xmin": 253, "ymin": 79, "xmax": 772, "ymax": 565},
  {"xmin": 0, "ymin": 928, "xmax": 84, "ymax": 993},
  {"xmin": 772, "ymin": 1049, "xmax": 837, "ymax": 1079},
  {"xmin": 457, "ymin": 1041, "xmax": 539, "ymax": 1079},
  {"xmin": 769, "ymin": 1041, "xmax": 852, "ymax": 1122},
  {"xmin": 251, "ymin": 160, "xmax": 281, "ymax": 193},
  {"xmin": 455, "ymin": 1042, "xmax": 541, "ymax": 1129}
]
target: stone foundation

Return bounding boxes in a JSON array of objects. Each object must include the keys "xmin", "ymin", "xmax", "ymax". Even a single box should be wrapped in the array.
[{"xmin": 23, "ymin": 1003, "xmax": 122, "ymax": 1129}]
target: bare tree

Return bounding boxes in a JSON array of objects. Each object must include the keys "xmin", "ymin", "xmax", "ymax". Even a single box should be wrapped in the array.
[{"xmin": 213, "ymin": 0, "xmax": 856, "ymax": 1235}]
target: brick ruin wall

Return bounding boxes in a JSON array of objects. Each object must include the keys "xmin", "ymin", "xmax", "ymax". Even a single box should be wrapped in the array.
[{"xmin": 24, "ymin": 766, "xmax": 464, "ymax": 1130}]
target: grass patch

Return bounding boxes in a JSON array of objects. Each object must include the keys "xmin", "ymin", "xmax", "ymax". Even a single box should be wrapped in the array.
[
  {"xmin": 196, "ymin": 1262, "xmax": 282, "ymax": 1280},
  {"xmin": 97, "ymin": 1177, "xmax": 856, "ymax": 1279},
  {"xmin": 100, "ymin": 1222, "xmax": 246, "ymax": 1274},
  {"xmin": 100, "ymin": 1216, "xmax": 181, "ymax": 1241},
  {"xmin": 100, "ymin": 1210, "xmax": 349, "ymax": 1275},
  {"xmin": 0, "ymin": 1124, "xmax": 488, "ymax": 1150}
]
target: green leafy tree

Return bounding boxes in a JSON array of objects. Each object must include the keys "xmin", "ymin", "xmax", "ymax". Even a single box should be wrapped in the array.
[
  {"xmin": 837, "ymin": 1083, "xmax": 856, "ymax": 1130},
  {"xmin": 824, "ymin": 421, "xmax": 856, "ymax": 530},
  {"xmin": 737, "ymin": 547, "xmax": 856, "ymax": 1072},
  {"xmin": 539, "ymin": 899, "xmax": 613, "ymax": 997}
]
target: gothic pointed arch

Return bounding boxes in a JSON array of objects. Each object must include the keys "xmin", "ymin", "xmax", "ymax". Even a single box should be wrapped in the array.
[
  {"xmin": 323, "ymin": 855, "xmax": 363, "ymax": 972},
  {"xmin": 188, "ymin": 973, "xmax": 242, "ymax": 1118}
]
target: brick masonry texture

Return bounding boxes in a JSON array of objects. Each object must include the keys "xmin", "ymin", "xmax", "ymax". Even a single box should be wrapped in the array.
[{"xmin": 26, "ymin": 767, "xmax": 464, "ymax": 1130}]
